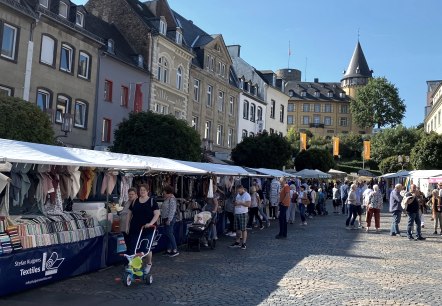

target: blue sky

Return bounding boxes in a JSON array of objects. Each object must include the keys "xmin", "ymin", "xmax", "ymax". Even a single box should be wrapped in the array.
[{"xmin": 75, "ymin": 0, "xmax": 442, "ymax": 127}]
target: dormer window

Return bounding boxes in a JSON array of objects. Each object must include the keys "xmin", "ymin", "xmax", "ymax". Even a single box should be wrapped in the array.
[
  {"xmin": 301, "ymin": 90, "xmax": 307, "ymax": 97},
  {"xmin": 137, "ymin": 55, "xmax": 144, "ymax": 68},
  {"xmin": 59, "ymin": 1, "xmax": 68, "ymax": 18},
  {"xmin": 239, "ymin": 78, "xmax": 244, "ymax": 89},
  {"xmin": 159, "ymin": 19, "xmax": 167, "ymax": 35},
  {"xmin": 272, "ymin": 75, "xmax": 276, "ymax": 87},
  {"xmin": 288, "ymin": 90, "xmax": 295, "ymax": 97},
  {"xmin": 107, "ymin": 39, "xmax": 114, "ymax": 54},
  {"xmin": 314, "ymin": 91, "xmax": 320, "ymax": 98},
  {"xmin": 340, "ymin": 92, "xmax": 346, "ymax": 98},
  {"xmin": 176, "ymin": 30, "xmax": 182, "ymax": 44},
  {"xmin": 39, "ymin": 0, "xmax": 48, "ymax": 8},
  {"xmin": 76, "ymin": 11, "xmax": 84, "ymax": 27},
  {"xmin": 327, "ymin": 91, "xmax": 333, "ymax": 98}
]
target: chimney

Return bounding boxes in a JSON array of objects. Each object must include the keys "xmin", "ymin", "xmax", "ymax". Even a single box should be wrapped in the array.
[
  {"xmin": 229, "ymin": 45, "xmax": 241, "ymax": 57},
  {"xmin": 314, "ymin": 78, "xmax": 319, "ymax": 83}
]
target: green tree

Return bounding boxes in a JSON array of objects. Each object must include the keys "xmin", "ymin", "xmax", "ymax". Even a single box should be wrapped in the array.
[
  {"xmin": 410, "ymin": 133, "xmax": 442, "ymax": 170},
  {"xmin": 378, "ymin": 156, "xmax": 404, "ymax": 174},
  {"xmin": 294, "ymin": 148, "xmax": 336, "ymax": 172},
  {"xmin": 231, "ymin": 131, "xmax": 292, "ymax": 169},
  {"xmin": 111, "ymin": 111, "xmax": 201, "ymax": 161},
  {"xmin": 351, "ymin": 77, "xmax": 406, "ymax": 129},
  {"xmin": 371, "ymin": 125, "xmax": 423, "ymax": 163},
  {"xmin": 0, "ymin": 96, "xmax": 54, "ymax": 144},
  {"xmin": 338, "ymin": 132, "xmax": 363, "ymax": 159}
]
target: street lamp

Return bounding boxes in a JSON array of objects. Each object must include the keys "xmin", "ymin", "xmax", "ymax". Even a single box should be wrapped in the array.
[
  {"xmin": 55, "ymin": 113, "xmax": 73, "ymax": 145},
  {"xmin": 398, "ymin": 155, "xmax": 409, "ymax": 170}
]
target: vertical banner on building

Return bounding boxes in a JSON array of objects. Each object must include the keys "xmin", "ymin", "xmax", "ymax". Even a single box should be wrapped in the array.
[
  {"xmin": 134, "ymin": 83, "xmax": 143, "ymax": 113},
  {"xmin": 333, "ymin": 137, "xmax": 339, "ymax": 156},
  {"xmin": 300, "ymin": 133, "xmax": 307, "ymax": 151},
  {"xmin": 363, "ymin": 140, "xmax": 371, "ymax": 160}
]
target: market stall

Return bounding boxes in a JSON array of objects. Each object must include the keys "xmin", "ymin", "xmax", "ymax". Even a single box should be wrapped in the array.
[{"xmin": 0, "ymin": 138, "xmax": 206, "ymax": 296}]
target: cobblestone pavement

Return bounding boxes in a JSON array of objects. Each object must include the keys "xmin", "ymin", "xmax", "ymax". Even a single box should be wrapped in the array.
[{"xmin": 2, "ymin": 203, "xmax": 442, "ymax": 306}]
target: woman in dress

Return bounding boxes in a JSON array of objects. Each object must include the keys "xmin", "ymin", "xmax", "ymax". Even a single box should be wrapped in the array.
[{"xmin": 127, "ymin": 184, "xmax": 160, "ymax": 274}]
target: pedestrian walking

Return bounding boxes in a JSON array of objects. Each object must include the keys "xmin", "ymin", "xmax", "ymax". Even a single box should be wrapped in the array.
[
  {"xmin": 229, "ymin": 185, "xmax": 251, "ymax": 250},
  {"xmin": 366, "ymin": 184, "xmax": 383, "ymax": 233},
  {"xmin": 161, "ymin": 184, "xmax": 179, "ymax": 257},
  {"xmin": 332, "ymin": 183, "xmax": 341, "ymax": 214},
  {"xmin": 246, "ymin": 186, "xmax": 264, "ymax": 230},
  {"xmin": 345, "ymin": 183, "xmax": 357, "ymax": 229},
  {"xmin": 406, "ymin": 184, "xmax": 426, "ymax": 241},
  {"xmin": 276, "ymin": 177, "xmax": 290, "ymax": 239},
  {"xmin": 389, "ymin": 184, "xmax": 403, "ymax": 236},
  {"xmin": 431, "ymin": 189, "xmax": 442, "ymax": 235},
  {"xmin": 298, "ymin": 185, "xmax": 308, "ymax": 226},
  {"xmin": 287, "ymin": 184, "xmax": 297, "ymax": 224}
]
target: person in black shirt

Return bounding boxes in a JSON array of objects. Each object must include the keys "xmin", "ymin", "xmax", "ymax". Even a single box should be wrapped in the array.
[
  {"xmin": 127, "ymin": 184, "xmax": 160, "ymax": 274},
  {"xmin": 406, "ymin": 184, "xmax": 426, "ymax": 241}
]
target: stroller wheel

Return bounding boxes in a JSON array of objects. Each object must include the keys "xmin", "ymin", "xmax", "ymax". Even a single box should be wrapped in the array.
[
  {"xmin": 122, "ymin": 272, "xmax": 132, "ymax": 287},
  {"xmin": 144, "ymin": 274, "xmax": 153, "ymax": 285}
]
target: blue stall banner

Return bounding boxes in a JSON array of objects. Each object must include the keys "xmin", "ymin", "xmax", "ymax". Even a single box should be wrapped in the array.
[{"xmin": 0, "ymin": 236, "xmax": 105, "ymax": 297}]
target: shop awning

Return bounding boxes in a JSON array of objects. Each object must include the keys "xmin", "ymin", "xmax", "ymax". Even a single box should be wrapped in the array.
[
  {"xmin": 252, "ymin": 168, "xmax": 295, "ymax": 178},
  {"xmin": 0, "ymin": 138, "xmax": 206, "ymax": 174},
  {"xmin": 294, "ymin": 169, "xmax": 331, "ymax": 179},
  {"xmin": 177, "ymin": 160, "xmax": 251, "ymax": 176}
]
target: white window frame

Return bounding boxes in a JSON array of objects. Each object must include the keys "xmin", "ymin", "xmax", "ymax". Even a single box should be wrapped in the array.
[
  {"xmin": 229, "ymin": 96, "xmax": 234, "ymax": 116},
  {"xmin": 102, "ymin": 118, "xmax": 111, "ymax": 143},
  {"xmin": 218, "ymin": 91, "xmax": 224, "ymax": 112},
  {"xmin": 243, "ymin": 100, "xmax": 249, "ymax": 119},
  {"xmin": 78, "ymin": 51, "xmax": 90, "ymax": 79},
  {"xmin": 60, "ymin": 44, "xmax": 73, "ymax": 72},
  {"xmin": 159, "ymin": 20, "xmax": 167, "ymax": 35},
  {"xmin": 270, "ymin": 100, "xmax": 275, "ymax": 118},
  {"xmin": 228, "ymin": 128, "xmax": 233, "ymax": 148},
  {"xmin": 40, "ymin": 35, "xmax": 55, "ymax": 65},
  {"xmin": 303, "ymin": 103, "xmax": 310, "ymax": 112},
  {"xmin": 324, "ymin": 116, "xmax": 332, "ymax": 126},
  {"xmin": 207, "ymin": 85, "xmax": 213, "ymax": 106},
  {"xmin": 250, "ymin": 103, "xmax": 256, "ymax": 122},
  {"xmin": 176, "ymin": 31, "xmax": 182, "ymax": 44},
  {"xmin": 288, "ymin": 103, "xmax": 294, "ymax": 112},
  {"xmin": 257, "ymin": 106, "xmax": 263, "ymax": 121},
  {"xmin": 216, "ymin": 125, "xmax": 223, "ymax": 145},
  {"xmin": 193, "ymin": 79, "xmax": 200, "ymax": 102},
  {"xmin": 340, "ymin": 117, "xmax": 348, "ymax": 127},
  {"xmin": 76, "ymin": 11, "xmax": 84, "ymax": 27},
  {"xmin": 191, "ymin": 116, "xmax": 199, "ymax": 130},
  {"xmin": 204, "ymin": 121, "xmax": 211, "ymax": 140},
  {"xmin": 314, "ymin": 103, "xmax": 321, "ymax": 112},
  {"xmin": 1, "ymin": 23, "xmax": 17, "ymax": 60},
  {"xmin": 176, "ymin": 66, "xmax": 183, "ymax": 90},
  {"xmin": 36, "ymin": 89, "xmax": 50, "ymax": 110},
  {"xmin": 56, "ymin": 95, "xmax": 70, "ymax": 123},
  {"xmin": 59, "ymin": 1, "xmax": 68, "ymax": 18},
  {"xmin": 0, "ymin": 85, "xmax": 12, "ymax": 97},
  {"xmin": 74, "ymin": 100, "xmax": 87, "ymax": 128},
  {"xmin": 280, "ymin": 105, "xmax": 285, "ymax": 123},
  {"xmin": 242, "ymin": 129, "xmax": 248, "ymax": 140},
  {"xmin": 313, "ymin": 114, "xmax": 320, "ymax": 124},
  {"xmin": 302, "ymin": 116, "xmax": 310, "ymax": 125}
]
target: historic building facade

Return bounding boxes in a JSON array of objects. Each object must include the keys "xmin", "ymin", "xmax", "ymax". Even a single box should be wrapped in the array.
[
  {"xmin": 285, "ymin": 41, "xmax": 373, "ymax": 137},
  {"xmin": 425, "ymin": 81, "xmax": 442, "ymax": 134}
]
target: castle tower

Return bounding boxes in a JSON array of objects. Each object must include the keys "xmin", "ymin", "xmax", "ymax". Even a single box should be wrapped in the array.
[{"xmin": 341, "ymin": 41, "xmax": 373, "ymax": 99}]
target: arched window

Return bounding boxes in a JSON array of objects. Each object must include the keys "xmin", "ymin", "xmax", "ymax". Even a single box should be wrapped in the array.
[
  {"xmin": 176, "ymin": 66, "xmax": 182, "ymax": 90},
  {"xmin": 250, "ymin": 103, "xmax": 256, "ymax": 122},
  {"xmin": 257, "ymin": 106, "xmax": 263, "ymax": 121},
  {"xmin": 158, "ymin": 57, "xmax": 168, "ymax": 83},
  {"xmin": 243, "ymin": 100, "xmax": 249, "ymax": 119}
]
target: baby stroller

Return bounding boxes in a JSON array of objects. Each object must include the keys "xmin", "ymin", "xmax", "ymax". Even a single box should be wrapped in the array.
[{"xmin": 186, "ymin": 211, "xmax": 215, "ymax": 251}]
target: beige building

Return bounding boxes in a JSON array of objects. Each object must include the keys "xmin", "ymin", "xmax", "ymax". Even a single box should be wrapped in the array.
[
  {"xmin": 87, "ymin": 0, "xmax": 192, "ymax": 121},
  {"xmin": 425, "ymin": 82, "xmax": 442, "ymax": 134},
  {"xmin": 285, "ymin": 41, "xmax": 372, "ymax": 137},
  {"xmin": 0, "ymin": 0, "xmax": 103, "ymax": 148}
]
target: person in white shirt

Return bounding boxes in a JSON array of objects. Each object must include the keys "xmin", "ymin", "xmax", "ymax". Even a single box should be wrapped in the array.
[{"xmin": 229, "ymin": 185, "xmax": 251, "ymax": 250}]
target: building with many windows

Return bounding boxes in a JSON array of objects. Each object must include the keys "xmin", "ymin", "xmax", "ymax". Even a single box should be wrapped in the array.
[
  {"xmin": 425, "ymin": 81, "xmax": 442, "ymax": 134},
  {"xmin": 285, "ymin": 41, "xmax": 373, "ymax": 137},
  {"xmin": 228, "ymin": 45, "xmax": 267, "ymax": 142},
  {"xmin": 86, "ymin": 0, "xmax": 193, "ymax": 120},
  {"xmin": 0, "ymin": 0, "xmax": 104, "ymax": 148},
  {"xmin": 172, "ymin": 11, "xmax": 239, "ymax": 160}
]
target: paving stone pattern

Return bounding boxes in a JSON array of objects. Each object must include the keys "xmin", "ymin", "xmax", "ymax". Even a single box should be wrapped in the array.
[{"xmin": 2, "ymin": 203, "xmax": 442, "ymax": 306}]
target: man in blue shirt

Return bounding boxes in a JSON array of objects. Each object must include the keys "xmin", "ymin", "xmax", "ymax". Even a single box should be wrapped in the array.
[{"xmin": 340, "ymin": 181, "xmax": 349, "ymax": 215}]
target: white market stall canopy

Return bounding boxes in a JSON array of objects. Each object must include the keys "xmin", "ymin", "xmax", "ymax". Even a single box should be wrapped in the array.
[
  {"xmin": 408, "ymin": 170, "xmax": 442, "ymax": 179},
  {"xmin": 380, "ymin": 170, "xmax": 410, "ymax": 179},
  {"xmin": 177, "ymin": 160, "xmax": 251, "ymax": 176},
  {"xmin": 0, "ymin": 138, "xmax": 206, "ymax": 174},
  {"xmin": 252, "ymin": 168, "xmax": 295, "ymax": 178},
  {"xmin": 295, "ymin": 169, "xmax": 332, "ymax": 179}
]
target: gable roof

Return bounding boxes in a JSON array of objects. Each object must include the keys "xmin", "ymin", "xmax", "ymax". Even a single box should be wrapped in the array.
[
  {"xmin": 286, "ymin": 81, "xmax": 350, "ymax": 102},
  {"xmin": 341, "ymin": 41, "xmax": 372, "ymax": 81}
]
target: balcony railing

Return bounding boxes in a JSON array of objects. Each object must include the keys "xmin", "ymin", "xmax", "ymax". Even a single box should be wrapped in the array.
[{"xmin": 309, "ymin": 123, "xmax": 325, "ymax": 128}]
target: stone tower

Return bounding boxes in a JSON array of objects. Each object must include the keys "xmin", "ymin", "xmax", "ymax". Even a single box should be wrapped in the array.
[{"xmin": 341, "ymin": 41, "xmax": 373, "ymax": 99}]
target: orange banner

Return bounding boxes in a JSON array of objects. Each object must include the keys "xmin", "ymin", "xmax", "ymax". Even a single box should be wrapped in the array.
[
  {"xmin": 363, "ymin": 140, "xmax": 371, "ymax": 160},
  {"xmin": 333, "ymin": 137, "xmax": 339, "ymax": 156},
  {"xmin": 300, "ymin": 133, "xmax": 307, "ymax": 151}
]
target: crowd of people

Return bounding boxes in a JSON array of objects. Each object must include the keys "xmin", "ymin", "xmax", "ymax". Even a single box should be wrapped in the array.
[{"xmin": 115, "ymin": 178, "xmax": 442, "ymax": 273}]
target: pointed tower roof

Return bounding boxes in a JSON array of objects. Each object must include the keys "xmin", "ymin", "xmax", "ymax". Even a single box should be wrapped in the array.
[{"xmin": 341, "ymin": 41, "xmax": 372, "ymax": 81}]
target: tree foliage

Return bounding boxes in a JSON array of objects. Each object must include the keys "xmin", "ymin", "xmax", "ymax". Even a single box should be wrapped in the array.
[
  {"xmin": 294, "ymin": 148, "xmax": 336, "ymax": 173},
  {"xmin": 351, "ymin": 77, "xmax": 406, "ymax": 129},
  {"xmin": 0, "ymin": 96, "xmax": 54, "ymax": 144},
  {"xmin": 231, "ymin": 131, "xmax": 292, "ymax": 169},
  {"xmin": 371, "ymin": 125, "xmax": 423, "ymax": 163},
  {"xmin": 378, "ymin": 156, "xmax": 405, "ymax": 174},
  {"xmin": 111, "ymin": 111, "xmax": 202, "ymax": 161},
  {"xmin": 410, "ymin": 133, "xmax": 442, "ymax": 170},
  {"xmin": 338, "ymin": 132, "xmax": 364, "ymax": 159}
]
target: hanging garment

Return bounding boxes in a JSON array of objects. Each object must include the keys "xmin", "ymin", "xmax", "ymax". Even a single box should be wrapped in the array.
[
  {"xmin": 58, "ymin": 166, "xmax": 72, "ymax": 200},
  {"xmin": 0, "ymin": 173, "xmax": 11, "ymax": 216},
  {"xmin": 67, "ymin": 166, "xmax": 81, "ymax": 199},
  {"xmin": 119, "ymin": 174, "xmax": 134, "ymax": 205},
  {"xmin": 78, "ymin": 168, "xmax": 95, "ymax": 200},
  {"xmin": 101, "ymin": 171, "xmax": 117, "ymax": 195}
]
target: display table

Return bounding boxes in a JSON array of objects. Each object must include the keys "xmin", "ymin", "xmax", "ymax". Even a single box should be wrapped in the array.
[{"xmin": 0, "ymin": 236, "xmax": 105, "ymax": 296}]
